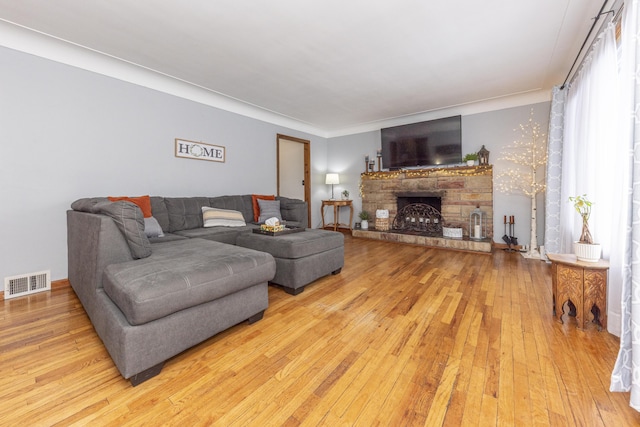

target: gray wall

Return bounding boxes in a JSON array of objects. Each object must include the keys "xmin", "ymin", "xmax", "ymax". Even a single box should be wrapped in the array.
[
  {"xmin": 0, "ymin": 45, "xmax": 550, "ymax": 285},
  {"xmin": 0, "ymin": 46, "xmax": 327, "ymax": 282},
  {"xmin": 327, "ymin": 102, "xmax": 551, "ymax": 246}
]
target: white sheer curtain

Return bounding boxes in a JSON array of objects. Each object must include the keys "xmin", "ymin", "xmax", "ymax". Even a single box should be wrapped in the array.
[
  {"xmin": 559, "ymin": 23, "xmax": 621, "ymax": 263},
  {"xmin": 611, "ymin": 0, "xmax": 640, "ymax": 410}
]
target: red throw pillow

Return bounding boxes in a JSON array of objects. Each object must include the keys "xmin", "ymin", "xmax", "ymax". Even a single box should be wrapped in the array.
[
  {"xmin": 108, "ymin": 195, "xmax": 152, "ymax": 218},
  {"xmin": 251, "ymin": 194, "xmax": 275, "ymax": 222}
]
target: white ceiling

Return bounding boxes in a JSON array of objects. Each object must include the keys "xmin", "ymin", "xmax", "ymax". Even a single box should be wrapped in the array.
[{"xmin": 0, "ymin": 0, "xmax": 608, "ymax": 136}]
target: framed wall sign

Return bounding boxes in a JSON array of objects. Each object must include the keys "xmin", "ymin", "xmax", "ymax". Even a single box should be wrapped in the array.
[{"xmin": 175, "ymin": 138, "xmax": 225, "ymax": 163}]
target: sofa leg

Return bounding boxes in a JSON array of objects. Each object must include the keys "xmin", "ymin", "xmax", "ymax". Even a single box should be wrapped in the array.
[
  {"xmin": 247, "ymin": 310, "xmax": 265, "ymax": 324},
  {"xmin": 332, "ymin": 268, "xmax": 342, "ymax": 275},
  {"xmin": 284, "ymin": 286, "xmax": 304, "ymax": 296},
  {"xmin": 130, "ymin": 362, "xmax": 164, "ymax": 386}
]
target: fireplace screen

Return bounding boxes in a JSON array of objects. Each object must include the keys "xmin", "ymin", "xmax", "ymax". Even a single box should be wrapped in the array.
[{"xmin": 392, "ymin": 203, "xmax": 443, "ymax": 235}]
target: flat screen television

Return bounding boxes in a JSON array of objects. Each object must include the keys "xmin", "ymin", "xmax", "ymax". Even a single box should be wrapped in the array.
[{"xmin": 381, "ymin": 115, "xmax": 462, "ymax": 169}]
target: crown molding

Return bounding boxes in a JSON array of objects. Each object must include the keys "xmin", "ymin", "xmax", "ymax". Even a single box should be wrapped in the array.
[
  {"xmin": 1, "ymin": 19, "xmax": 551, "ymax": 140},
  {"xmin": 0, "ymin": 19, "xmax": 328, "ymax": 138},
  {"xmin": 325, "ymin": 90, "xmax": 552, "ymax": 138}
]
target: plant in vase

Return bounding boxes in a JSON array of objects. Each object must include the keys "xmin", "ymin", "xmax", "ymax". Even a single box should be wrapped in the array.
[
  {"xmin": 342, "ymin": 190, "xmax": 349, "ymax": 200},
  {"xmin": 359, "ymin": 211, "xmax": 370, "ymax": 230},
  {"xmin": 463, "ymin": 153, "xmax": 478, "ymax": 166},
  {"xmin": 569, "ymin": 194, "xmax": 601, "ymax": 262}
]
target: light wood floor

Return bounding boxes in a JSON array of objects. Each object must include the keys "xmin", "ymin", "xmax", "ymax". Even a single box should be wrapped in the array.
[{"xmin": 1, "ymin": 235, "xmax": 638, "ymax": 426}]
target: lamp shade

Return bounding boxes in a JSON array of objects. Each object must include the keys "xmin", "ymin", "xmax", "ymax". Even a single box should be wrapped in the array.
[{"xmin": 325, "ymin": 173, "xmax": 339, "ymax": 185}]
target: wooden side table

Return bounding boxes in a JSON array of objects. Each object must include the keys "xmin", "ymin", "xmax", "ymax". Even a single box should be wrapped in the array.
[
  {"xmin": 321, "ymin": 200, "xmax": 353, "ymax": 231},
  {"xmin": 547, "ymin": 253, "xmax": 609, "ymax": 330}
]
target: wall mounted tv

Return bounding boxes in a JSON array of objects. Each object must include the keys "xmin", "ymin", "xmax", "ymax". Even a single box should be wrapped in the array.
[{"xmin": 381, "ymin": 115, "xmax": 462, "ymax": 170}]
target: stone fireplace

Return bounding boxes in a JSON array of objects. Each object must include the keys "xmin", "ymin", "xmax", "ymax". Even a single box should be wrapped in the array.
[{"xmin": 353, "ymin": 165, "xmax": 493, "ymax": 253}]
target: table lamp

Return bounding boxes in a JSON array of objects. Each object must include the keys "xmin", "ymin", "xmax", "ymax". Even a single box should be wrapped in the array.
[{"xmin": 325, "ymin": 173, "xmax": 339, "ymax": 200}]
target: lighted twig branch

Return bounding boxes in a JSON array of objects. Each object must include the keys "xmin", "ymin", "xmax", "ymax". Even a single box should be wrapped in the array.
[{"xmin": 495, "ymin": 109, "xmax": 548, "ymax": 258}]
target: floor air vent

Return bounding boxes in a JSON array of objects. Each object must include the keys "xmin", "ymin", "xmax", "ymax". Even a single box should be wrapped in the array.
[{"xmin": 4, "ymin": 270, "xmax": 51, "ymax": 299}]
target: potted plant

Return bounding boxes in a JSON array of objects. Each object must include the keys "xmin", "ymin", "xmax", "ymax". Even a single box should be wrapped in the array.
[
  {"xmin": 342, "ymin": 189, "xmax": 349, "ymax": 200},
  {"xmin": 463, "ymin": 153, "xmax": 478, "ymax": 166},
  {"xmin": 359, "ymin": 210, "xmax": 370, "ymax": 230},
  {"xmin": 569, "ymin": 194, "xmax": 601, "ymax": 262}
]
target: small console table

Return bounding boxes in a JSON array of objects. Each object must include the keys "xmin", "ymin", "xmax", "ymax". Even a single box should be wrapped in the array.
[
  {"xmin": 547, "ymin": 253, "xmax": 608, "ymax": 330},
  {"xmin": 321, "ymin": 200, "xmax": 353, "ymax": 231}
]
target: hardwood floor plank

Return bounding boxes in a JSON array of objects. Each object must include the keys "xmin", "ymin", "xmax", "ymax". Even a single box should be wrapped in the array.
[{"xmin": 1, "ymin": 236, "xmax": 638, "ymax": 425}]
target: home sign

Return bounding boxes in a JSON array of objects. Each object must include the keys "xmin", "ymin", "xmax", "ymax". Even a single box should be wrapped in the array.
[{"xmin": 175, "ymin": 138, "xmax": 225, "ymax": 163}]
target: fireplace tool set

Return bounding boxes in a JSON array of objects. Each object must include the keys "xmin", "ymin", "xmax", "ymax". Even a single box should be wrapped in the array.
[{"xmin": 502, "ymin": 215, "xmax": 518, "ymax": 252}]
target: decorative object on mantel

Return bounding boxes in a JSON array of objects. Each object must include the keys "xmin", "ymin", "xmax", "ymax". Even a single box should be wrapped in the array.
[
  {"xmin": 502, "ymin": 215, "xmax": 518, "ymax": 252},
  {"xmin": 359, "ymin": 211, "xmax": 370, "ymax": 230},
  {"xmin": 358, "ymin": 165, "xmax": 493, "ymax": 199},
  {"xmin": 360, "ymin": 165, "xmax": 492, "ymax": 181},
  {"xmin": 495, "ymin": 109, "xmax": 548, "ymax": 260},
  {"xmin": 463, "ymin": 153, "xmax": 478, "ymax": 166},
  {"xmin": 469, "ymin": 206, "xmax": 486, "ymax": 239},
  {"xmin": 175, "ymin": 138, "xmax": 225, "ymax": 163},
  {"xmin": 369, "ymin": 160, "xmax": 375, "ymax": 172},
  {"xmin": 478, "ymin": 145, "xmax": 490, "ymax": 165},
  {"xmin": 341, "ymin": 189, "xmax": 349, "ymax": 200},
  {"xmin": 364, "ymin": 155, "xmax": 370, "ymax": 173},
  {"xmin": 569, "ymin": 194, "xmax": 601, "ymax": 262},
  {"xmin": 325, "ymin": 173, "xmax": 339, "ymax": 200},
  {"xmin": 376, "ymin": 149, "xmax": 382, "ymax": 171}
]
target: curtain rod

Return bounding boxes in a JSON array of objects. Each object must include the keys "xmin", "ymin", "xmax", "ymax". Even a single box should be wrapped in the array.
[{"xmin": 560, "ymin": 1, "xmax": 615, "ymax": 90}]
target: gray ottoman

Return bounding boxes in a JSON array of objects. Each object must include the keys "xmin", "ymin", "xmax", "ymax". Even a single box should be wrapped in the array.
[{"xmin": 236, "ymin": 228, "xmax": 344, "ymax": 295}]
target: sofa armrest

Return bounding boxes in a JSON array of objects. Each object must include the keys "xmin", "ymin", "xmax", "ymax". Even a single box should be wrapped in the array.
[
  {"xmin": 67, "ymin": 210, "xmax": 134, "ymax": 294},
  {"xmin": 277, "ymin": 196, "xmax": 308, "ymax": 228}
]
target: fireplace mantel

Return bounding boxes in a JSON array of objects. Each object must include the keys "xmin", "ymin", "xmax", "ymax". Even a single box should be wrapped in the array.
[{"xmin": 355, "ymin": 165, "xmax": 493, "ymax": 252}]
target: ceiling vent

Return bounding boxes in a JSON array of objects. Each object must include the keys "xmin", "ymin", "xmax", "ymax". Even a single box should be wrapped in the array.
[{"xmin": 4, "ymin": 270, "xmax": 51, "ymax": 299}]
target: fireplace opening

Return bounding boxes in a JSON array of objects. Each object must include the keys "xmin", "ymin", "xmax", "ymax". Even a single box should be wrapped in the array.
[
  {"xmin": 392, "ymin": 203, "xmax": 443, "ymax": 235},
  {"xmin": 396, "ymin": 196, "xmax": 441, "ymax": 213},
  {"xmin": 392, "ymin": 193, "xmax": 444, "ymax": 236}
]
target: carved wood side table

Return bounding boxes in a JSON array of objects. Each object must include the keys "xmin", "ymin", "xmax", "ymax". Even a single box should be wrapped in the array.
[{"xmin": 547, "ymin": 253, "xmax": 608, "ymax": 330}]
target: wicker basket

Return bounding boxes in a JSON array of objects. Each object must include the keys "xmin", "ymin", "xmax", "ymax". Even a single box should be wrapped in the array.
[{"xmin": 375, "ymin": 218, "xmax": 390, "ymax": 231}]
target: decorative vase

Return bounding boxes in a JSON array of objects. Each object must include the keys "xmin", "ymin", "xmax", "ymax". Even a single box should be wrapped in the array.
[
  {"xmin": 361, "ymin": 219, "xmax": 369, "ymax": 230},
  {"xmin": 574, "ymin": 241, "xmax": 601, "ymax": 262},
  {"xmin": 466, "ymin": 160, "xmax": 475, "ymax": 166}
]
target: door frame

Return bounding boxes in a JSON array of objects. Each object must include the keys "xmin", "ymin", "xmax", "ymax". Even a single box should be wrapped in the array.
[{"xmin": 277, "ymin": 134, "xmax": 311, "ymax": 227}]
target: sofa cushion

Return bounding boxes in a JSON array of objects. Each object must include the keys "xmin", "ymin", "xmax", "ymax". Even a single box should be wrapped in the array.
[
  {"xmin": 236, "ymin": 229, "xmax": 343, "ymax": 259},
  {"xmin": 150, "ymin": 196, "xmax": 170, "ymax": 232},
  {"xmin": 144, "ymin": 216, "xmax": 165, "ymax": 238},
  {"xmin": 108, "ymin": 195, "xmax": 153, "ymax": 218},
  {"xmin": 164, "ymin": 197, "xmax": 210, "ymax": 232},
  {"xmin": 103, "ymin": 239, "xmax": 275, "ymax": 325},
  {"xmin": 251, "ymin": 194, "xmax": 275, "ymax": 222},
  {"xmin": 202, "ymin": 207, "xmax": 246, "ymax": 227},
  {"xmin": 257, "ymin": 199, "xmax": 282, "ymax": 223},
  {"xmin": 71, "ymin": 197, "xmax": 109, "ymax": 212},
  {"xmin": 209, "ymin": 195, "xmax": 255, "ymax": 223},
  {"xmin": 92, "ymin": 201, "xmax": 152, "ymax": 259},
  {"xmin": 173, "ymin": 225, "xmax": 255, "ymax": 245}
]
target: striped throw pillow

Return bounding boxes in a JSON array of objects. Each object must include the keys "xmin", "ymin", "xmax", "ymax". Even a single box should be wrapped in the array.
[{"xmin": 202, "ymin": 207, "xmax": 246, "ymax": 227}]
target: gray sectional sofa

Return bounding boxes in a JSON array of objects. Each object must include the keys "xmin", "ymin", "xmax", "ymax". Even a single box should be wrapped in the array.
[{"xmin": 67, "ymin": 194, "xmax": 343, "ymax": 385}]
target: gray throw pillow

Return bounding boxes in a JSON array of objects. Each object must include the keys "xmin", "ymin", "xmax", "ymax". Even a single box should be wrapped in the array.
[
  {"xmin": 257, "ymin": 199, "xmax": 282, "ymax": 223},
  {"xmin": 95, "ymin": 201, "xmax": 152, "ymax": 259},
  {"xmin": 144, "ymin": 216, "xmax": 165, "ymax": 238}
]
